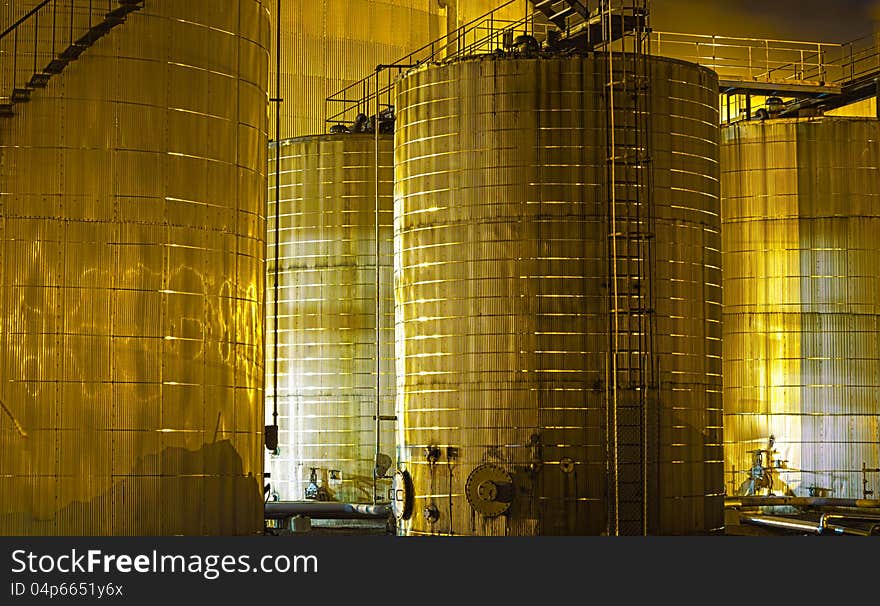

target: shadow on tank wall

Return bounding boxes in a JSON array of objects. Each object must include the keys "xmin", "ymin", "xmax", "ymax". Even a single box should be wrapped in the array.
[{"xmin": 0, "ymin": 440, "xmax": 261, "ymax": 536}]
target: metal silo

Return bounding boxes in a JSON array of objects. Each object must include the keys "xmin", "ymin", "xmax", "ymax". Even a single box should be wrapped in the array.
[
  {"xmin": 270, "ymin": 0, "xmax": 442, "ymax": 137},
  {"xmin": 393, "ymin": 53, "xmax": 723, "ymax": 535},
  {"xmin": 722, "ymin": 117, "xmax": 880, "ymax": 500},
  {"xmin": 266, "ymin": 134, "xmax": 395, "ymax": 504},
  {"xmin": 0, "ymin": 0, "xmax": 269, "ymax": 535}
]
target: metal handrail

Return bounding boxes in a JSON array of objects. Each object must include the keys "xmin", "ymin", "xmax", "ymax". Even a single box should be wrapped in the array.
[
  {"xmin": 324, "ymin": 5, "xmax": 879, "ymax": 130},
  {"xmin": 325, "ymin": 0, "xmax": 530, "ymax": 128},
  {"xmin": 0, "ymin": 0, "xmax": 54, "ymax": 41},
  {"xmin": 327, "ymin": 0, "xmax": 519, "ymax": 102},
  {"xmin": 652, "ymin": 31, "xmax": 842, "ymax": 84},
  {"xmin": 2, "ymin": 1, "xmax": 143, "ymax": 107},
  {"xmin": 653, "ymin": 30, "xmax": 879, "ymax": 88}
]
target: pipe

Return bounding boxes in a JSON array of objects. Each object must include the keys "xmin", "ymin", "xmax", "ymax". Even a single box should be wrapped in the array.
[
  {"xmin": 740, "ymin": 515, "xmax": 823, "ymax": 534},
  {"xmin": 373, "ymin": 68, "xmax": 381, "ymax": 506},
  {"xmin": 823, "ymin": 523, "xmax": 880, "ymax": 537},
  {"xmin": 265, "ymin": 502, "xmax": 390, "ymax": 520},
  {"xmin": 271, "ymin": 0, "xmax": 281, "ymax": 431},
  {"xmin": 820, "ymin": 513, "xmax": 880, "ymax": 536},
  {"xmin": 726, "ymin": 496, "xmax": 880, "ymax": 509},
  {"xmin": 740, "ymin": 513, "xmax": 880, "ymax": 535},
  {"xmin": 438, "ymin": 0, "xmax": 457, "ymax": 56}
]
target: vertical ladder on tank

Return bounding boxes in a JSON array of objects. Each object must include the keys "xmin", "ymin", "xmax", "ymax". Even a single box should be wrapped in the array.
[{"xmin": 600, "ymin": 0, "xmax": 656, "ymax": 536}]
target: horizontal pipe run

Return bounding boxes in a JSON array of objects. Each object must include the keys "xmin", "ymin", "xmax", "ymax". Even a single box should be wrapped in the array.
[
  {"xmin": 820, "ymin": 513, "xmax": 880, "ymax": 536},
  {"xmin": 740, "ymin": 515, "xmax": 822, "ymax": 534},
  {"xmin": 823, "ymin": 524, "xmax": 879, "ymax": 537},
  {"xmin": 741, "ymin": 513, "xmax": 880, "ymax": 535},
  {"xmin": 726, "ymin": 496, "xmax": 880, "ymax": 509},
  {"xmin": 265, "ymin": 502, "xmax": 390, "ymax": 520}
]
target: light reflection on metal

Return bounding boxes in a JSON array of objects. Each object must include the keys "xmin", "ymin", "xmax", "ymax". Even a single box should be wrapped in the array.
[
  {"xmin": 722, "ymin": 116, "xmax": 880, "ymax": 500},
  {"xmin": 268, "ymin": 0, "xmax": 443, "ymax": 138},
  {"xmin": 394, "ymin": 53, "xmax": 723, "ymax": 536},
  {"xmin": 0, "ymin": 1, "xmax": 269, "ymax": 535},
  {"xmin": 265, "ymin": 134, "xmax": 395, "ymax": 504}
]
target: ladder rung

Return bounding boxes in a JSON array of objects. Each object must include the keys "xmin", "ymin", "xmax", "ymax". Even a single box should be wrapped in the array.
[{"xmin": 610, "ymin": 232, "xmax": 655, "ymax": 240}]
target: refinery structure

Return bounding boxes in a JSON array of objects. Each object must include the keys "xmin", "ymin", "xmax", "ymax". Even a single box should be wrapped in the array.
[{"xmin": 1, "ymin": 1, "xmax": 879, "ymax": 536}]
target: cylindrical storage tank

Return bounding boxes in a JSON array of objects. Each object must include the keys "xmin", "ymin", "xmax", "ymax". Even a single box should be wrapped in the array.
[
  {"xmin": 269, "ymin": 1, "xmax": 442, "ymax": 138},
  {"xmin": 266, "ymin": 134, "xmax": 395, "ymax": 503},
  {"xmin": 0, "ymin": 1, "xmax": 269, "ymax": 535},
  {"xmin": 722, "ymin": 117, "xmax": 880, "ymax": 499},
  {"xmin": 394, "ymin": 53, "xmax": 723, "ymax": 535}
]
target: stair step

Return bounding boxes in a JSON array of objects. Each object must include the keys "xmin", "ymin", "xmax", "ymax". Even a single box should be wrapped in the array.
[
  {"xmin": 106, "ymin": 7, "xmax": 131, "ymax": 22},
  {"xmin": 11, "ymin": 88, "xmax": 31, "ymax": 103},
  {"xmin": 2, "ymin": 0, "xmax": 143, "ymax": 121},
  {"xmin": 568, "ymin": 1, "xmax": 589, "ymax": 17},
  {"xmin": 550, "ymin": 7, "xmax": 574, "ymax": 22},
  {"xmin": 117, "ymin": 0, "xmax": 145, "ymax": 12},
  {"xmin": 44, "ymin": 58, "xmax": 70, "ymax": 74},
  {"xmin": 76, "ymin": 27, "xmax": 108, "ymax": 47},
  {"xmin": 28, "ymin": 73, "xmax": 52, "ymax": 89},
  {"xmin": 535, "ymin": 1, "xmax": 589, "ymax": 29},
  {"xmin": 59, "ymin": 43, "xmax": 89, "ymax": 61},
  {"xmin": 534, "ymin": 1, "xmax": 559, "ymax": 10}
]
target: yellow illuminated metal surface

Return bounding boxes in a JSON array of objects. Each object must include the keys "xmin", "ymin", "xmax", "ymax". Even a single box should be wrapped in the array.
[
  {"xmin": 722, "ymin": 117, "xmax": 880, "ymax": 498},
  {"xmin": 454, "ymin": 0, "xmax": 532, "ymax": 25},
  {"xmin": 266, "ymin": 135, "xmax": 394, "ymax": 503},
  {"xmin": 269, "ymin": 0, "xmax": 442, "ymax": 138},
  {"xmin": 826, "ymin": 98, "xmax": 878, "ymax": 118},
  {"xmin": 394, "ymin": 54, "xmax": 723, "ymax": 535},
  {"xmin": 0, "ymin": 1, "xmax": 269, "ymax": 535}
]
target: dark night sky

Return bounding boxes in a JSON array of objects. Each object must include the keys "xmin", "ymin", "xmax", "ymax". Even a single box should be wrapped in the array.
[{"xmin": 652, "ymin": 0, "xmax": 879, "ymax": 42}]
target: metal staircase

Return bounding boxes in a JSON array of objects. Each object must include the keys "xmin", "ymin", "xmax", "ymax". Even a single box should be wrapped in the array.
[
  {"xmin": 532, "ymin": 0, "xmax": 589, "ymax": 30},
  {"xmin": 1, "ymin": 0, "xmax": 144, "ymax": 117},
  {"xmin": 532, "ymin": 0, "xmax": 647, "ymax": 49},
  {"xmin": 598, "ymin": 0, "xmax": 657, "ymax": 536}
]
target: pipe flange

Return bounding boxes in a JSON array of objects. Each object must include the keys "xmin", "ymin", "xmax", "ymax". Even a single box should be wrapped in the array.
[{"xmin": 465, "ymin": 463, "xmax": 513, "ymax": 517}]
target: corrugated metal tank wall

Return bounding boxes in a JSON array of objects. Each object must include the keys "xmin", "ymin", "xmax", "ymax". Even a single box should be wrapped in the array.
[
  {"xmin": 722, "ymin": 117, "xmax": 880, "ymax": 498},
  {"xmin": 0, "ymin": 0, "xmax": 269, "ymax": 535},
  {"xmin": 454, "ymin": 0, "xmax": 530, "ymax": 24},
  {"xmin": 269, "ymin": 0, "xmax": 442, "ymax": 138},
  {"xmin": 394, "ymin": 54, "xmax": 723, "ymax": 535},
  {"xmin": 266, "ymin": 134, "xmax": 394, "ymax": 503}
]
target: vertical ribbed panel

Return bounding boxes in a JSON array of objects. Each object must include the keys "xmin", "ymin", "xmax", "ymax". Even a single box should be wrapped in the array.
[
  {"xmin": 722, "ymin": 117, "xmax": 880, "ymax": 499},
  {"xmin": 455, "ymin": 0, "xmax": 530, "ymax": 23},
  {"xmin": 0, "ymin": 0, "xmax": 269, "ymax": 535},
  {"xmin": 266, "ymin": 134, "xmax": 394, "ymax": 503},
  {"xmin": 267, "ymin": 0, "xmax": 442, "ymax": 139},
  {"xmin": 394, "ymin": 54, "xmax": 723, "ymax": 536}
]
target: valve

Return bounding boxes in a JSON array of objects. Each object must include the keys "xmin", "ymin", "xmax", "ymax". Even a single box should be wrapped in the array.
[
  {"xmin": 423, "ymin": 504, "xmax": 440, "ymax": 524},
  {"xmin": 425, "ymin": 446, "xmax": 442, "ymax": 464}
]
